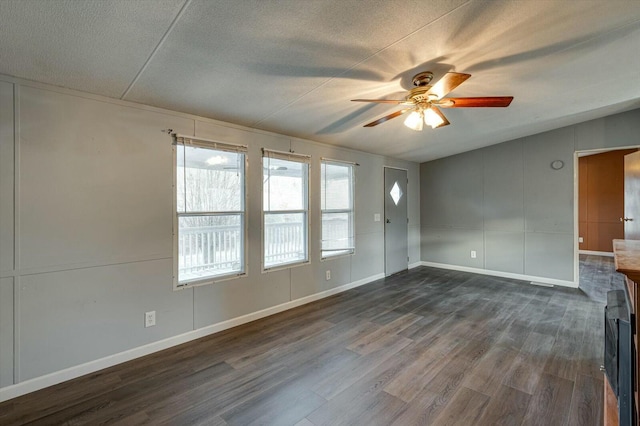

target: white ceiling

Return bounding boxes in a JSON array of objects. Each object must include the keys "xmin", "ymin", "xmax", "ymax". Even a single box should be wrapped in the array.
[{"xmin": 1, "ymin": 0, "xmax": 639, "ymax": 162}]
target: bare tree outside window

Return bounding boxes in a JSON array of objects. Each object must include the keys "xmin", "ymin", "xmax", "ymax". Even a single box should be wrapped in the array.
[{"xmin": 176, "ymin": 143, "xmax": 246, "ymax": 285}]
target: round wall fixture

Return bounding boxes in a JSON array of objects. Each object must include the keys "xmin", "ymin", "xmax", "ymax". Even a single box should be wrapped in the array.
[{"xmin": 550, "ymin": 160, "xmax": 564, "ymax": 170}]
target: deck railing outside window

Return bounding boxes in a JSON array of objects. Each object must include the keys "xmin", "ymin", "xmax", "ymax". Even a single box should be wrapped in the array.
[
  {"xmin": 179, "ymin": 218, "xmax": 348, "ymax": 279},
  {"xmin": 178, "ymin": 224, "xmax": 242, "ymax": 281}
]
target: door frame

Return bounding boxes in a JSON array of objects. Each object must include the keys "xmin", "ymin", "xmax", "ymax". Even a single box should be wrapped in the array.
[
  {"xmin": 383, "ymin": 165, "xmax": 409, "ymax": 276},
  {"xmin": 573, "ymin": 145, "xmax": 640, "ymax": 286}
]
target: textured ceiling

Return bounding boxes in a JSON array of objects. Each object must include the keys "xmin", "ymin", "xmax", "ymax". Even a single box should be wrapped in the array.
[{"xmin": 1, "ymin": 0, "xmax": 639, "ymax": 162}]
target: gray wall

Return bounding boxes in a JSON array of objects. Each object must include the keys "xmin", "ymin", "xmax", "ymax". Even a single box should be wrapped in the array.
[
  {"xmin": 421, "ymin": 108, "xmax": 640, "ymax": 283},
  {"xmin": 0, "ymin": 78, "xmax": 420, "ymax": 388}
]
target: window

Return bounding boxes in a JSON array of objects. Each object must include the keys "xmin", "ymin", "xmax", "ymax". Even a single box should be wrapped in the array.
[
  {"xmin": 262, "ymin": 149, "xmax": 310, "ymax": 270},
  {"xmin": 321, "ymin": 159, "xmax": 355, "ymax": 258},
  {"xmin": 175, "ymin": 136, "xmax": 246, "ymax": 287}
]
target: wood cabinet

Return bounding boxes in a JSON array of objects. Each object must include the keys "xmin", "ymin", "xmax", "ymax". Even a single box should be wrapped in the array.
[{"xmin": 608, "ymin": 239, "xmax": 640, "ymax": 426}]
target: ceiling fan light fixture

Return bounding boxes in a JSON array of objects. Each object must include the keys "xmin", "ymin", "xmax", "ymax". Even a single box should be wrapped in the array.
[
  {"xmin": 404, "ymin": 110, "xmax": 424, "ymax": 131},
  {"xmin": 424, "ymin": 107, "xmax": 445, "ymax": 129},
  {"xmin": 354, "ymin": 71, "xmax": 512, "ymax": 129}
]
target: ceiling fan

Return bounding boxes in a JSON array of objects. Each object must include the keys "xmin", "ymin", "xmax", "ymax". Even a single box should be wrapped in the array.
[{"xmin": 352, "ymin": 71, "xmax": 513, "ymax": 131}]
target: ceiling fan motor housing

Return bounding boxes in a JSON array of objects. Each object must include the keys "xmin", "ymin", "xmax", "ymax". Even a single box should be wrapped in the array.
[
  {"xmin": 407, "ymin": 87, "xmax": 435, "ymax": 103},
  {"xmin": 412, "ymin": 71, "xmax": 434, "ymax": 87}
]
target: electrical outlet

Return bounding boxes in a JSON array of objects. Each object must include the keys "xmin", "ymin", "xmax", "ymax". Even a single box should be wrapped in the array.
[
  {"xmin": 470, "ymin": 250, "xmax": 477, "ymax": 259},
  {"xmin": 326, "ymin": 270, "xmax": 331, "ymax": 280},
  {"xmin": 145, "ymin": 311, "xmax": 156, "ymax": 328}
]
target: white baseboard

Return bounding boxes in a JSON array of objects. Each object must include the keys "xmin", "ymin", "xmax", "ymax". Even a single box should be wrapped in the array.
[
  {"xmin": 0, "ymin": 272, "xmax": 384, "ymax": 403},
  {"xmin": 408, "ymin": 261, "xmax": 422, "ymax": 270},
  {"xmin": 419, "ymin": 261, "xmax": 577, "ymax": 288},
  {"xmin": 579, "ymin": 250, "xmax": 614, "ymax": 257}
]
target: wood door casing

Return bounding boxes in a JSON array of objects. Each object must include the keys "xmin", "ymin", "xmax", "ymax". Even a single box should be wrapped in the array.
[
  {"xmin": 624, "ymin": 150, "xmax": 640, "ymax": 239},
  {"xmin": 578, "ymin": 159, "xmax": 590, "ymax": 249},
  {"xmin": 578, "ymin": 149, "xmax": 637, "ymax": 252}
]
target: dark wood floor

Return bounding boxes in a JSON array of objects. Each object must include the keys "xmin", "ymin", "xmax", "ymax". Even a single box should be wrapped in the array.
[
  {"xmin": 579, "ymin": 254, "xmax": 625, "ymax": 304},
  {"xmin": 0, "ymin": 257, "xmax": 622, "ymax": 425}
]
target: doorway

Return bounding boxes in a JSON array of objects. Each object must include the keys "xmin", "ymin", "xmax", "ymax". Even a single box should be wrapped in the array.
[
  {"xmin": 384, "ymin": 167, "xmax": 408, "ymax": 276},
  {"xmin": 575, "ymin": 146, "xmax": 639, "ymax": 287}
]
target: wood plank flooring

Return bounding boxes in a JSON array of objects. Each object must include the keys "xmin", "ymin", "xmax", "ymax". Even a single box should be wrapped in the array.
[{"xmin": 0, "ymin": 257, "xmax": 623, "ymax": 425}]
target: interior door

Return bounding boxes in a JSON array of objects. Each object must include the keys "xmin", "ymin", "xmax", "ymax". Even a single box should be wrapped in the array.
[
  {"xmin": 384, "ymin": 167, "xmax": 408, "ymax": 276},
  {"xmin": 623, "ymin": 150, "xmax": 640, "ymax": 239}
]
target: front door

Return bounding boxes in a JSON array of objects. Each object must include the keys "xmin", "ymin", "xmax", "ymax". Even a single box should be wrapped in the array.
[
  {"xmin": 384, "ymin": 167, "xmax": 408, "ymax": 276},
  {"xmin": 624, "ymin": 150, "xmax": 640, "ymax": 239}
]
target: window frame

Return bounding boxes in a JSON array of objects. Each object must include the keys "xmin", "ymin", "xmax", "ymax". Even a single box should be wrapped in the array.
[
  {"xmin": 320, "ymin": 158, "xmax": 356, "ymax": 260},
  {"xmin": 173, "ymin": 135, "xmax": 248, "ymax": 289},
  {"xmin": 261, "ymin": 148, "xmax": 311, "ymax": 272}
]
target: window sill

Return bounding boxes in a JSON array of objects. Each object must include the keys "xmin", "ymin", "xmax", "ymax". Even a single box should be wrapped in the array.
[
  {"xmin": 262, "ymin": 259, "xmax": 310, "ymax": 274},
  {"xmin": 174, "ymin": 271, "xmax": 246, "ymax": 290},
  {"xmin": 321, "ymin": 251, "xmax": 355, "ymax": 261}
]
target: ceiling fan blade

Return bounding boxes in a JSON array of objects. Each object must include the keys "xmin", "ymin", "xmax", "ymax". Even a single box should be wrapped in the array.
[
  {"xmin": 427, "ymin": 72, "xmax": 471, "ymax": 99},
  {"xmin": 439, "ymin": 97, "xmax": 514, "ymax": 108},
  {"xmin": 430, "ymin": 107, "xmax": 450, "ymax": 128},
  {"xmin": 352, "ymin": 99, "xmax": 413, "ymax": 105},
  {"xmin": 363, "ymin": 108, "xmax": 412, "ymax": 127}
]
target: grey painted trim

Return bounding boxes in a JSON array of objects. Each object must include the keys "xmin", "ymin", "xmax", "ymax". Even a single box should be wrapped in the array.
[
  {"xmin": 11, "ymin": 255, "xmax": 173, "ymax": 278},
  {"xmin": 13, "ymin": 84, "xmax": 20, "ymax": 384},
  {"xmin": 172, "ymin": 141, "xmax": 180, "ymax": 289},
  {"xmin": 13, "ymin": 276, "xmax": 19, "ymax": 384},
  {"xmin": 13, "ymin": 84, "xmax": 19, "ymax": 273}
]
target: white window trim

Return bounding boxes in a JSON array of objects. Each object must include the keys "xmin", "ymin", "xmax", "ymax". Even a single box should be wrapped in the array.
[
  {"xmin": 320, "ymin": 158, "xmax": 356, "ymax": 260},
  {"xmin": 261, "ymin": 149, "xmax": 311, "ymax": 272},
  {"xmin": 172, "ymin": 136, "xmax": 248, "ymax": 290}
]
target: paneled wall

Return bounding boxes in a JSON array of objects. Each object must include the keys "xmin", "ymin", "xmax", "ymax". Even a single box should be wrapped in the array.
[
  {"xmin": 578, "ymin": 149, "xmax": 637, "ymax": 253},
  {"xmin": 420, "ymin": 108, "xmax": 640, "ymax": 284},
  {"xmin": 0, "ymin": 77, "xmax": 420, "ymax": 392},
  {"xmin": 0, "ymin": 81, "xmax": 15, "ymax": 388}
]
